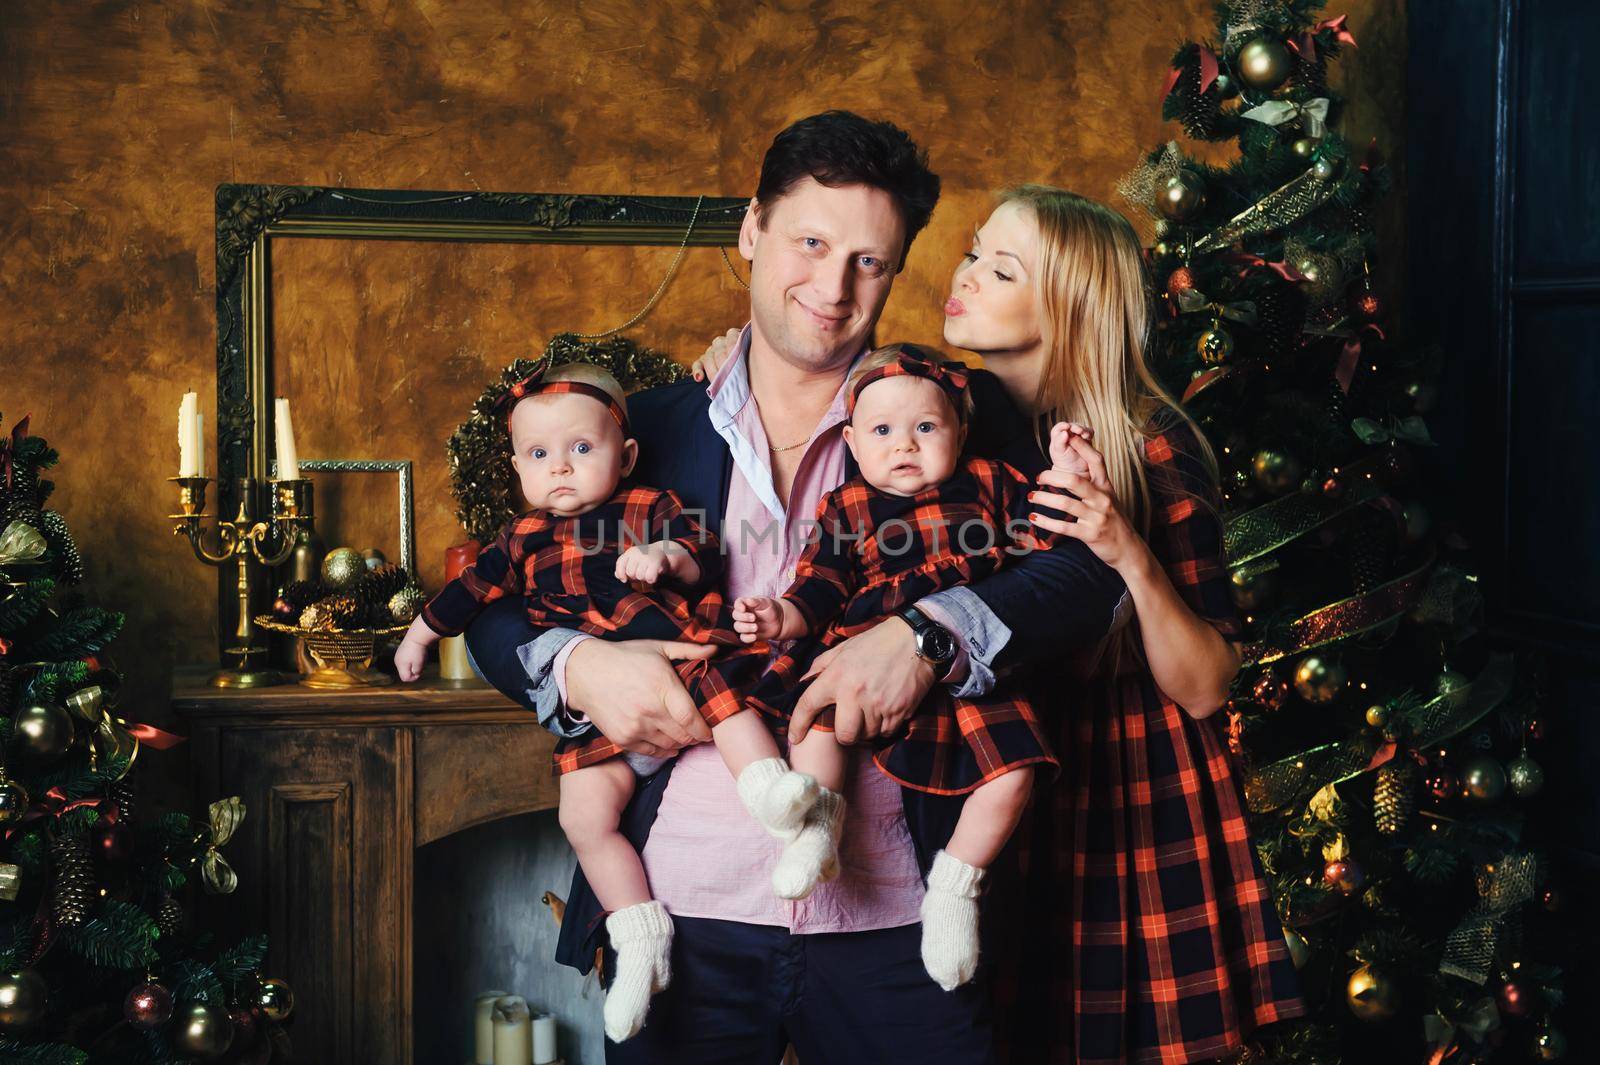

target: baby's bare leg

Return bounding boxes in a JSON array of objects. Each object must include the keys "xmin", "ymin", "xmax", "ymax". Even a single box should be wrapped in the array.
[
  {"xmin": 558, "ymin": 760, "xmax": 650, "ymax": 912},
  {"xmin": 945, "ymin": 766, "xmax": 1035, "ymax": 868},
  {"xmin": 710, "ymin": 708, "xmax": 783, "ymax": 777},
  {"xmin": 789, "ymin": 724, "xmax": 847, "ymax": 793},
  {"xmin": 922, "ymin": 766, "xmax": 1037, "ymax": 991}
]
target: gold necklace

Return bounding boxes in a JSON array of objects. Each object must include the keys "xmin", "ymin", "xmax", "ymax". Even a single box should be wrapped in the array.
[{"xmin": 768, "ymin": 438, "xmax": 808, "ymax": 453}]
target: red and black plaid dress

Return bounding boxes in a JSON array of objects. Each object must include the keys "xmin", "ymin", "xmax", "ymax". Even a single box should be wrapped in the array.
[
  {"xmin": 992, "ymin": 417, "xmax": 1305, "ymax": 1064},
  {"xmin": 745, "ymin": 454, "xmax": 1061, "ymax": 795},
  {"xmin": 420, "ymin": 480, "xmax": 770, "ymax": 775}
]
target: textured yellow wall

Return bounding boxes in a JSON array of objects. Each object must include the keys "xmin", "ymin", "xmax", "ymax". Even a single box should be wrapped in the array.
[{"xmin": 0, "ymin": 1, "xmax": 1405, "ymax": 767}]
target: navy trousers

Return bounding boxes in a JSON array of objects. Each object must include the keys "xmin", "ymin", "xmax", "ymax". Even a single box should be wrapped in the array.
[{"xmin": 601, "ymin": 916, "xmax": 995, "ymax": 1064}]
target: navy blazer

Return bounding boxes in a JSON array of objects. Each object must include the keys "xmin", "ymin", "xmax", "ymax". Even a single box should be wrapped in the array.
[{"xmin": 464, "ymin": 367, "xmax": 1126, "ymax": 973}]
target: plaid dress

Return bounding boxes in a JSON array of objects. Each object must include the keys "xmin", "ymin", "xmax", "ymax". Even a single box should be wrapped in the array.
[
  {"xmin": 745, "ymin": 454, "xmax": 1061, "ymax": 795},
  {"xmin": 419, "ymin": 480, "xmax": 770, "ymax": 775},
  {"xmin": 992, "ymin": 417, "xmax": 1305, "ymax": 1063}
]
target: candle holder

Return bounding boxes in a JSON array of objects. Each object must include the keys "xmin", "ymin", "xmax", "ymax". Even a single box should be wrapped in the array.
[{"xmin": 170, "ymin": 476, "xmax": 314, "ymax": 688}]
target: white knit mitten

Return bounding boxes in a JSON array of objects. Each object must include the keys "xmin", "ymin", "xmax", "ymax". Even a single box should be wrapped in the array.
[
  {"xmin": 736, "ymin": 757, "xmax": 819, "ymax": 839},
  {"xmin": 772, "ymin": 787, "xmax": 846, "ymax": 900},
  {"xmin": 920, "ymin": 850, "xmax": 984, "ymax": 991},
  {"xmin": 603, "ymin": 900, "xmax": 673, "ymax": 1042}
]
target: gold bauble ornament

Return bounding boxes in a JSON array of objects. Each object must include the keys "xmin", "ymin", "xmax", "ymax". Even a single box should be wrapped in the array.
[
  {"xmin": 1364, "ymin": 704, "xmax": 1390, "ymax": 729},
  {"xmin": 1157, "ymin": 171, "xmax": 1207, "ymax": 222},
  {"xmin": 1313, "ymin": 156, "xmax": 1342, "ymax": 182},
  {"xmin": 0, "ymin": 968, "xmax": 48, "ymax": 1030},
  {"xmin": 1292, "ymin": 137, "xmax": 1318, "ymax": 158},
  {"xmin": 171, "ymin": 1000, "xmax": 233, "ymax": 1059},
  {"xmin": 1251, "ymin": 449, "xmax": 1303, "ymax": 495},
  {"xmin": 1236, "ymin": 36, "xmax": 1294, "ymax": 91},
  {"xmin": 1296, "ymin": 254, "xmax": 1346, "ymax": 306},
  {"xmin": 320, "ymin": 547, "xmax": 365, "ymax": 590},
  {"xmin": 14, "ymin": 704, "xmax": 74, "ymax": 763},
  {"xmin": 1196, "ymin": 321, "xmax": 1235, "ymax": 365},
  {"xmin": 1293, "ymin": 655, "xmax": 1347, "ymax": 704},
  {"xmin": 0, "ymin": 773, "xmax": 29, "ymax": 825},
  {"xmin": 389, "ymin": 586, "xmax": 427, "ymax": 625},
  {"xmin": 254, "ymin": 977, "xmax": 295, "ymax": 1023},
  {"xmin": 1228, "ymin": 566, "xmax": 1276, "ymax": 610},
  {"xmin": 1461, "ymin": 755, "xmax": 1508, "ymax": 803},
  {"xmin": 1152, "ymin": 239, "xmax": 1177, "ymax": 261},
  {"xmin": 1213, "ymin": 72, "xmax": 1239, "ymax": 99},
  {"xmin": 1346, "ymin": 964, "xmax": 1401, "ymax": 1021},
  {"xmin": 1506, "ymin": 754, "xmax": 1545, "ymax": 798},
  {"xmin": 1535, "ymin": 1026, "xmax": 1568, "ymax": 1060}
]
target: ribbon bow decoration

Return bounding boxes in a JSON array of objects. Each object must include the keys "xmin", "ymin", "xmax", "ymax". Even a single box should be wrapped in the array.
[
  {"xmin": 1, "ymin": 414, "xmax": 30, "ymax": 492},
  {"xmin": 492, "ymin": 357, "xmax": 631, "ymax": 435},
  {"xmin": 494, "ymin": 356, "xmax": 555, "ymax": 417},
  {"xmin": 64, "ymin": 685, "xmax": 185, "ymax": 781},
  {"xmin": 1289, "ymin": 14, "xmax": 1359, "ymax": 61},
  {"xmin": 846, "ymin": 346, "xmax": 972, "ymax": 420},
  {"xmin": 0, "ymin": 521, "xmax": 47, "ymax": 569},
  {"xmin": 200, "ymin": 795, "xmax": 246, "ymax": 895},
  {"xmin": 1241, "ymin": 97, "xmax": 1332, "ymax": 139},
  {"xmin": 1439, "ymin": 851, "xmax": 1538, "ymax": 984}
]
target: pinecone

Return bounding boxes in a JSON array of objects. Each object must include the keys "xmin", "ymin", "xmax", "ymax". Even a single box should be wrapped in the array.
[
  {"xmin": 109, "ymin": 778, "xmax": 136, "ymax": 823},
  {"xmin": 1292, "ymin": 52, "xmax": 1330, "ymax": 97},
  {"xmin": 351, "ymin": 564, "xmax": 407, "ymax": 618},
  {"xmin": 156, "ymin": 893, "xmax": 185, "ymax": 939},
  {"xmin": 319, "ymin": 593, "xmax": 363, "ymax": 630},
  {"xmin": 283, "ymin": 579, "xmax": 323, "ymax": 610},
  {"xmin": 1374, "ymin": 761, "xmax": 1416, "ymax": 835},
  {"xmin": 388, "ymin": 585, "xmax": 427, "ymax": 625},
  {"xmin": 1345, "ymin": 507, "xmax": 1396, "ymax": 593},
  {"xmin": 1250, "ymin": 282, "xmax": 1307, "ymax": 357},
  {"xmin": 51, "ymin": 831, "xmax": 92, "ymax": 928},
  {"xmin": 38, "ymin": 511, "xmax": 82, "ymax": 585},
  {"xmin": 298, "ymin": 603, "xmax": 334, "ymax": 632},
  {"xmin": 1177, "ymin": 67, "xmax": 1223, "ymax": 140}
]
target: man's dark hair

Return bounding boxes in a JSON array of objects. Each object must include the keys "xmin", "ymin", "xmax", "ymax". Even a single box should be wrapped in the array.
[{"xmin": 754, "ymin": 110, "xmax": 941, "ymax": 271}]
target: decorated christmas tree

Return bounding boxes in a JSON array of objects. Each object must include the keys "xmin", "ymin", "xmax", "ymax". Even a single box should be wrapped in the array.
[
  {"xmin": 0, "ymin": 412, "xmax": 295, "ymax": 1064},
  {"xmin": 1122, "ymin": 3, "xmax": 1567, "ymax": 1062}
]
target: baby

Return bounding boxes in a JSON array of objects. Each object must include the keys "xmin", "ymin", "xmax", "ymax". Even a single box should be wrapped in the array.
[
  {"xmin": 730, "ymin": 344, "xmax": 1088, "ymax": 991},
  {"xmin": 394, "ymin": 359, "xmax": 822, "ymax": 1043}
]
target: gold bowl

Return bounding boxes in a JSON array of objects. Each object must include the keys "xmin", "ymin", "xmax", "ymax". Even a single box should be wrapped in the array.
[{"xmin": 255, "ymin": 616, "xmax": 408, "ymax": 689}]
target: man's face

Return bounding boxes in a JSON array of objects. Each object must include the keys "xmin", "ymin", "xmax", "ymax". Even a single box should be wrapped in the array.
[
  {"xmin": 740, "ymin": 178, "xmax": 906, "ymax": 373},
  {"xmin": 842, "ymin": 375, "xmax": 964, "ymax": 498},
  {"xmin": 507, "ymin": 393, "xmax": 636, "ymax": 517}
]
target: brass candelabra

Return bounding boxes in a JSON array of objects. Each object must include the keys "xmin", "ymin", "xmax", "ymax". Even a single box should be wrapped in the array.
[{"xmin": 170, "ymin": 476, "xmax": 312, "ymax": 688}]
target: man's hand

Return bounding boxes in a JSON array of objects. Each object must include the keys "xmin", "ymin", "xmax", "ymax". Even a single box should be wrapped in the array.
[
  {"xmin": 565, "ymin": 638, "xmax": 717, "ymax": 758},
  {"xmin": 786, "ymin": 617, "xmax": 935, "ymax": 746}
]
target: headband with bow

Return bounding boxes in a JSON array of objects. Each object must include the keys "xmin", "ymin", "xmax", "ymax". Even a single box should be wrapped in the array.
[
  {"xmin": 494, "ymin": 359, "xmax": 630, "ymax": 436},
  {"xmin": 846, "ymin": 346, "xmax": 971, "ymax": 422}
]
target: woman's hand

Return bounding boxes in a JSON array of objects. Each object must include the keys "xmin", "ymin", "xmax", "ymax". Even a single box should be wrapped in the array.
[
  {"xmin": 785, "ymin": 617, "xmax": 935, "ymax": 746},
  {"xmin": 1028, "ymin": 427, "xmax": 1145, "ymax": 573},
  {"xmin": 690, "ymin": 328, "xmax": 741, "ymax": 382}
]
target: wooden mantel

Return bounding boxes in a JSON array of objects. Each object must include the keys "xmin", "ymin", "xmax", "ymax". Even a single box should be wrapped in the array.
[{"xmin": 173, "ymin": 666, "xmax": 560, "ymax": 1064}]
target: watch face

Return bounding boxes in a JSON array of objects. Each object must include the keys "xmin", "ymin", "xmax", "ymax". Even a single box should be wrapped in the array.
[{"xmin": 924, "ymin": 627, "xmax": 956, "ymax": 662}]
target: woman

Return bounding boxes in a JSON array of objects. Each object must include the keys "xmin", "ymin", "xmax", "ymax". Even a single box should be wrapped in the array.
[{"xmin": 695, "ymin": 185, "xmax": 1304, "ymax": 1062}]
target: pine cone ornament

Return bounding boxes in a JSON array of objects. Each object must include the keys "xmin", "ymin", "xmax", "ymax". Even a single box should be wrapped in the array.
[
  {"xmin": 51, "ymin": 830, "xmax": 93, "ymax": 928},
  {"xmin": 320, "ymin": 593, "xmax": 363, "ymax": 630},
  {"xmin": 298, "ymin": 603, "xmax": 333, "ymax": 632},
  {"xmin": 156, "ymin": 893, "xmax": 185, "ymax": 939},
  {"xmin": 109, "ymin": 778, "xmax": 136, "ymax": 823},
  {"xmin": 388, "ymin": 585, "xmax": 426, "ymax": 625},
  {"xmin": 38, "ymin": 511, "xmax": 82, "ymax": 585},
  {"xmin": 351, "ymin": 564, "xmax": 408, "ymax": 625},
  {"xmin": 283, "ymin": 579, "xmax": 323, "ymax": 610},
  {"xmin": 1345, "ymin": 507, "xmax": 1397, "ymax": 594},
  {"xmin": 1176, "ymin": 66, "xmax": 1223, "ymax": 140},
  {"xmin": 1374, "ymin": 761, "xmax": 1416, "ymax": 835},
  {"xmin": 1292, "ymin": 52, "xmax": 1330, "ymax": 97},
  {"xmin": 1250, "ymin": 282, "xmax": 1307, "ymax": 358}
]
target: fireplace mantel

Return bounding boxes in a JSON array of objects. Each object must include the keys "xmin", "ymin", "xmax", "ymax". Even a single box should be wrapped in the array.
[{"xmin": 173, "ymin": 666, "xmax": 560, "ymax": 1064}]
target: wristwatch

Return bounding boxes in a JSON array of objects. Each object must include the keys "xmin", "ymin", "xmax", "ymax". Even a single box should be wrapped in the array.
[{"xmin": 899, "ymin": 605, "xmax": 957, "ymax": 680}]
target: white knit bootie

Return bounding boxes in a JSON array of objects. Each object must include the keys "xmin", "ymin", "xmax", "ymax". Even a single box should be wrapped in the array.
[
  {"xmin": 772, "ymin": 787, "xmax": 846, "ymax": 900},
  {"xmin": 920, "ymin": 850, "xmax": 984, "ymax": 991},
  {"xmin": 736, "ymin": 757, "xmax": 819, "ymax": 839},
  {"xmin": 603, "ymin": 900, "xmax": 673, "ymax": 1042}
]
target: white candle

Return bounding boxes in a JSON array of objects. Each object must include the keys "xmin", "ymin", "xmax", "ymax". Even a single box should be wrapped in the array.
[
  {"xmin": 177, "ymin": 392, "xmax": 198, "ymax": 477},
  {"xmin": 491, "ymin": 996, "xmax": 532, "ymax": 1065},
  {"xmin": 274, "ymin": 397, "xmax": 300, "ymax": 481},
  {"xmin": 195, "ymin": 412, "xmax": 205, "ymax": 478},
  {"xmin": 531, "ymin": 1011, "xmax": 557, "ymax": 1064},
  {"xmin": 473, "ymin": 990, "xmax": 509, "ymax": 1065}
]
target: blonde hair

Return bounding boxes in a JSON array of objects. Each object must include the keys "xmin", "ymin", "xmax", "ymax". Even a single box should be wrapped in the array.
[
  {"xmin": 846, "ymin": 344, "xmax": 976, "ymax": 425},
  {"xmin": 536, "ymin": 361, "xmax": 630, "ymax": 422},
  {"xmin": 999, "ymin": 185, "xmax": 1216, "ymax": 667}
]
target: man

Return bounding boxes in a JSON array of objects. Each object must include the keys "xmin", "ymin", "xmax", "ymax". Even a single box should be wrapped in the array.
[{"xmin": 467, "ymin": 111, "xmax": 1127, "ymax": 1062}]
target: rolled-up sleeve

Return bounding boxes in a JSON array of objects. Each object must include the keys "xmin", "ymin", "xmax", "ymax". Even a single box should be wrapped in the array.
[
  {"xmin": 463, "ymin": 598, "xmax": 595, "ymax": 739},
  {"xmin": 917, "ymin": 588, "xmax": 1009, "ymax": 698}
]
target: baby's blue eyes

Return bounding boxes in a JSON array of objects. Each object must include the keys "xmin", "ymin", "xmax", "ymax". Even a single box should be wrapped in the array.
[
  {"xmin": 871, "ymin": 423, "xmax": 938, "ymax": 435},
  {"xmin": 528, "ymin": 442, "xmax": 591, "ymax": 459},
  {"xmin": 575, "ymin": 442, "xmax": 591, "ymax": 454},
  {"xmin": 531, "ymin": 448, "xmax": 546, "ymax": 459}
]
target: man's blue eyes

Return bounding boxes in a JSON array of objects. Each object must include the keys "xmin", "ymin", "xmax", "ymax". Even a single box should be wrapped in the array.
[{"xmin": 801, "ymin": 238, "xmax": 883, "ymax": 271}]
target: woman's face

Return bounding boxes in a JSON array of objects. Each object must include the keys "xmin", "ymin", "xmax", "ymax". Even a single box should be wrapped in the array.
[{"xmin": 942, "ymin": 201, "xmax": 1044, "ymax": 360}]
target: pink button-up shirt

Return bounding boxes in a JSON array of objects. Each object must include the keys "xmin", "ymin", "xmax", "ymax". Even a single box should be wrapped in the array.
[{"xmin": 564, "ymin": 328, "xmax": 926, "ymax": 932}]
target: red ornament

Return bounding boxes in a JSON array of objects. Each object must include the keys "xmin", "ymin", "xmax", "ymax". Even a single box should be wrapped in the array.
[
  {"xmin": 1427, "ymin": 767, "xmax": 1460, "ymax": 802},
  {"xmin": 1321, "ymin": 473, "xmax": 1345, "ymax": 498},
  {"xmin": 1324, "ymin": 859, "xmax": 1365, "ymax": 894},
  {"xmin": 124, "ymin": 981, "xmax": 174, "ymax": 1030},
  {"xmin": 1166, "ymin": 266, "xmax": 1197, "ymax": 302},
  {"xmin": 1527, "ymin": 717, "xmax": 1547, "ymax": 741},
  {"xmin": 1355, "ymin": 290, "xmax": 1383, "ymax": 320},
  {"xmin": 1498, "ymin": 978, "xmax": 1533, "ymax": 1017},
  {"xmin": 93, "ymin": 820, "xmax": 134, "ymax": 864},
  {"xmin": 1251, "ymin": 672, "xmax": 1291, "ymax": 712},
  {"xmin": 1541, "ymin": 886, "xmax": 1562, "ymax": 912},
  {"xmin": 226, "ymin": 1005, "xmax": 259, "ymax": 1054}
]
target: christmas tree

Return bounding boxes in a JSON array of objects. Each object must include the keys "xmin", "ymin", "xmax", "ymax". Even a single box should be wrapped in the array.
[
  {"xmin": 1124, "ymin": 3, "xmax": 1567, "ymax": 1062},
  {"xmin": 0, "ymin": 412, "xmax": 295, "ymax": 1064}
]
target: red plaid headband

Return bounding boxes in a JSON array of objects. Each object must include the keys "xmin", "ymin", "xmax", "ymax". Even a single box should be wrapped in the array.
[
  {"xmin": 846, "ymin": 346, "xmax": 971, "ymax": 422},
  {"xmin": 496, "ymin": 361, "xmax": 630, "ymax": 435}
]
